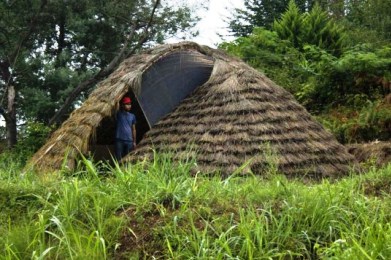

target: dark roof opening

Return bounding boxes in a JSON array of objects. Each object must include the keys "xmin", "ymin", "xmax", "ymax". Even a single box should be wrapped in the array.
[{"xmin": 139, "ymin": 50, "xmax": 214, "ymax": 127}]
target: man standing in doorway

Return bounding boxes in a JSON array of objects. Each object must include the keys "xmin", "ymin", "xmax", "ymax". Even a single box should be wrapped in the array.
[{"xmin": 115, "ymin": 96, "xmax": 136, "ymax": 160}]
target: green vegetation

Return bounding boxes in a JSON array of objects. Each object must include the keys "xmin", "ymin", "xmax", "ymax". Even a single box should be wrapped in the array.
[
  {"xmin": 222, "ymin": 0, "xmax": 391, "ymax": 143},
  {"xmin": 1, "ymin": 152, "xmax": 390, "ymax": 259},
  {"xmin": 1, "ymin": 1, "xmax": 390, "ymax": 258}
]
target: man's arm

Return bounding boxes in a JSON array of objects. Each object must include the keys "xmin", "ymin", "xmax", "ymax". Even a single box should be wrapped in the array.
[{"xmin": 132, "ymin": 124, "xmax": 137, "ymax": 146}]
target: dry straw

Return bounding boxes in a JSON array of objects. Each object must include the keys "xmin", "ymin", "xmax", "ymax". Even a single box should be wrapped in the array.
[{"xmin": 28, "ymin": 41, "xmax": 357, "ymax": 178}]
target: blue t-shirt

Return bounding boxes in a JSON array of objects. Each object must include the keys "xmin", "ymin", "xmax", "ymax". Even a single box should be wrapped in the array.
[{"xmin": 115, "ymin": 111, "xmax": 136, "ymax": 141}]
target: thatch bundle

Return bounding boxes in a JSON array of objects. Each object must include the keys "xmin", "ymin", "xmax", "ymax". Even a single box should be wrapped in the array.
[
  {"xmin": 347, "ymin": 141, "xmax": 391, "ymax": 167},
  {"xmin": 28, "ymin": 41, "xmax": 356, "ymax": 177}
]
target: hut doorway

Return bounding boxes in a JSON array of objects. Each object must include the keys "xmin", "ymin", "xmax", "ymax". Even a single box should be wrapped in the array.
[{"xmin": 88, "ymin": 91, "xmax": 149, "ymax": 162}]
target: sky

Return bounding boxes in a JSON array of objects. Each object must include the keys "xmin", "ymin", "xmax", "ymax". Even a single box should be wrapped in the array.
[{"xmin": 170, "ymin": 0, "xmax": 245, "ymax": 47}]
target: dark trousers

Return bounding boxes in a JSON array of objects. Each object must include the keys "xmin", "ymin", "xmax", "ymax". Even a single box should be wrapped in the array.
[{"xmin": 115, "ymin": 139, "xmax": 134, "ymax": 161}]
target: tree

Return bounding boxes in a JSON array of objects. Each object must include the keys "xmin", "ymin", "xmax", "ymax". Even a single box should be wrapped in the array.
[
  {"xmin": 228, "ymin": 0, "xmax": 316, "ymax": 37},
  {"xmin": 302, "ymin": 3, "xmax": 346, "ymax": 55},
  {"xmin": 221, "ymin": 1, "xmax": 349, "ymax": 107},
  {"xmin": 0, "ymin": 0, "xmax": 199, "ymax": 148},
  {"xmin": 345, "ymin": 0, "xmax": 391, "ymax": 41},
  {"xmin": 273, "ymin": 0, "xmax": 304, "ymax": 49},
  {"xmin": 272, "ymin": 1, "xmax": 345, "ymax": 54},
  {"xmin": 0, "ymin": 0, "xmax": 49, "ymax": 148},
  {"xmin": 317, "ymin": 0, "xmax": 345, "ymax": 19},
  {"xmin": 46, "ymin": 0, "xmax": 163, "ymax": 125}
]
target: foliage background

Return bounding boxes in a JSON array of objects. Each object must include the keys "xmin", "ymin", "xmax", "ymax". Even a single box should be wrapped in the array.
[{"xmin": 222, "ymin": 0, "xmax": 391, "ymax": 143}]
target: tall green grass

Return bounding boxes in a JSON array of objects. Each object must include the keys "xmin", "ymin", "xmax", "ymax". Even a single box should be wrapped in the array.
[{"xmin": 0, "ymin": 151, "xmax": 391, "ymax": 259}]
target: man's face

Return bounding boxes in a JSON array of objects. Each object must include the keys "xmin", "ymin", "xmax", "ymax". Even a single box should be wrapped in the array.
[{"xmin": 124, "ymin": 103, "xmax": 131, "ymax": 111}]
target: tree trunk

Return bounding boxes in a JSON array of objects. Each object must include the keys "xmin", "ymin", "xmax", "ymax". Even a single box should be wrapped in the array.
[
  {"xmin": 5, "ymin": 84, "xmax": 17, "ymax": 148},
  {"xmin": 5, "ymin": 115, "xmax": 17, "ymax": 149}
]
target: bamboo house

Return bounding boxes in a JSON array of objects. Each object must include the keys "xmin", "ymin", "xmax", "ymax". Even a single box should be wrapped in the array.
[{"xmin": 29, "ymin": 42, "xmax": 356, "ymax": 178}]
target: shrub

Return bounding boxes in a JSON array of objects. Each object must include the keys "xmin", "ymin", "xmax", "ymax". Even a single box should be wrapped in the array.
[
  {"xmin": 0, "ymin": 122, "xmax": 53, "ymax": 168},
  {"xmin": 317, "ymin": 101, "xmax": 391, "ymax": 143}
]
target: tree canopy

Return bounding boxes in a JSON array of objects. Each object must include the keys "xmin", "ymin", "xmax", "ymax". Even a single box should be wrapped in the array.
[
  {"xmin": 0, "ymin": 0, "xmax": 199, "ymax": 148},
  {"xmin": 228, "ymin": 0, "xmax": 319, "ymax": 37}
]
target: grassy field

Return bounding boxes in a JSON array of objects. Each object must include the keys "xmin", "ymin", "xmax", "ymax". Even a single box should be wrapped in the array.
[{"xmin": 1, "ymin": 152, "xmax": 391, "ymax": 259}]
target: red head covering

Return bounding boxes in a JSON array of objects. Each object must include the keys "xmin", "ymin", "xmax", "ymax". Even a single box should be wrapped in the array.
[{"xmin": 121, "ymin": 97, "xmax": 132, "ymax": 104}]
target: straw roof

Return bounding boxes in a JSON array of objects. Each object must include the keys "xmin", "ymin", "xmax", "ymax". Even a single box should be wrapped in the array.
[{"xmin": 28, "ymin": 41, "xmax": 356, "ymax": 177}]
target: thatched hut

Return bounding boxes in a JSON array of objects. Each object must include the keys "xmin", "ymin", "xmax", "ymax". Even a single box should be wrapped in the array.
[{"xmin": 29, "ymin": 41, "xmax": 356, "ymax": 177}]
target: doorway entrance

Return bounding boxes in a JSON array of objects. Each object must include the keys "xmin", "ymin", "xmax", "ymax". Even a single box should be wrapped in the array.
[{"xmin": 88, "ymin": 91, "xmax": 149, "ymax": 162}]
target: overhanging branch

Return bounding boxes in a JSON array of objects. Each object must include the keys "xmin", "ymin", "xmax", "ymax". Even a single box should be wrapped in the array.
[{"xmin": 48, "ymin": 0, "xmax": 160, "ymax": 126}]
